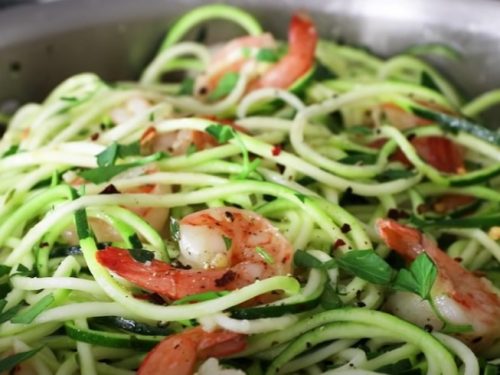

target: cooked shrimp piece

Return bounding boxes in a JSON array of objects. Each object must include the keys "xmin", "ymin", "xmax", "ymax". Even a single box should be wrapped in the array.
[
  {"xmin": 138, "ymin": 326, "xmax": 246, "ymax": 375},
  {"xmin": 380, "ymin": 101, "xmax": 455, "ymax": 130},
  {"xmin": 110, "ymin": 97, "xmax": 152, "ymax": 125},
  {"xmin": 196, "ymin": 33, "xmax": 276, "ymax": 94},
  {"xmin": 63, "ymin": 168, "xmax": 170, "ymax": 244},
  {"xmin": 123, "ymin": 182, "xmax": 170, "ymax": 235},
  {"xmin": 96, "ymin": 207, "xmax": 293, "ymax": 300},
  {"xmin": 141, "ymin": 126, "xmax": 217, "ymax": 156},
  {"xmin": 248, "ymin": 12, "xmax": 317, "ymax": 91},
  {"xmin": 195, "ymin": 12, "xmax": 317, "ymax": 97},
  {"xmin": 370, "ymin": 136, "xmax": 465, "ymax": 173},
  {"xmin": 377, "ymin": 219, "xmax": 500, "ymax": 352}
]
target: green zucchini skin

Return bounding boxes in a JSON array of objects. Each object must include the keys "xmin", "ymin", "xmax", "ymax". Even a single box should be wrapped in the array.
[
  {"xmin": 92, "ymin": 316, "xmax": 173, "ymax": 336},
  {"xmin": 230, "ymin": 298, "xmax": 320, "ymax": 319},
  {"xmin": 65, "ymin": 322, "xmax": 165, "ymax": 351},
  {"xmin": 411, "ymin": 107, "xmax": 500, "ymax": 146}
]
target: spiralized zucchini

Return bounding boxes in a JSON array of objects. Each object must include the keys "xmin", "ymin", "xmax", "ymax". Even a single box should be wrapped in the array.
[{"xmin": 0, "ymin": 4, "xmax": 499, "ymax": 375}]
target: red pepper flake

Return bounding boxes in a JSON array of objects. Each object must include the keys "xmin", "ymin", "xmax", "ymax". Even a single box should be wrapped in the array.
[
  {"xmin": 90, "ymin": 132, "xmax": 100, "ymax": 141},
  {"xmin": 133, "ymin": 293, "xmax": 165, "ymax": 304},
  {"xmin": 271, "ymin": 145, "xmax": 282, "ymax": 156},
  {"xmin": 99, "ymin": 184, "xmax": 121, "ymax": 195},
  {"xmin": 387, "ymin": 208, "xmax": 409, "ymax": 220},
  {"xmin": 140, "ymin": 126, "xmax": 157, "ymax": 146},
  {"xmin": 215, "ymin": 270, "xmax": 237, "ymax": 287},
  {"xmin": 332, "ymin": 239, "xmax": 346, "ymax": 250},
  {"xmin": 340, "ymin": 223, "xmax": 351, "ymax": 234}
]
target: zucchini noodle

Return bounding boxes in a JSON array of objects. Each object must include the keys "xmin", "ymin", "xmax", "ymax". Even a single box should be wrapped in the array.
[{"xmin": 0, "ymin": 4, "xmax": 499, "ymax": 375}]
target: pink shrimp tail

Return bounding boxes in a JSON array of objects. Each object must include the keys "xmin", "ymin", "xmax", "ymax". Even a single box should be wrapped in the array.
[{"xmin": 376, "ymin": 219, "xmax": 426, "ymax": 261}]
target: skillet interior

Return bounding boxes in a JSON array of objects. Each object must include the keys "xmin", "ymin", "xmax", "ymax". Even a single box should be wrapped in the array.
[{"xmin": 0, "ymin": 0, "xmax": 500, "ymax": 124}]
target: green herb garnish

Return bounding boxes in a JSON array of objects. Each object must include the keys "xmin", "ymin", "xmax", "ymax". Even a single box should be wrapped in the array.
[
  {"xmin": 223, "ymin": 236, "xmax": 233, "ymax": 250},
  {"xmin": 320, "ymin": 283, "xmax": 343, "ymax": 310},
  {"xmin": 170, "ymin": 217, "xmax": 181, "ymax": 242},
  {"xmin": 255, "ymin": 247, "xmax": 274, "ymax": 264},
  {"xmin": 129, "ymin": 249, "xmax": 155, "ymax": 264},
  {"xmin": 96, "ymin": 141, "xmax": 141, "ymax": 167},
  {"xmin": 172, "ymin": 291, "xmax": 230, "ymax": 305},
  {"xmin": 178, "ymin": 77, "xmax": 195, "ymax": 96},
  {"xmin": 80, "ymin": 152, "xmax": 167, "ymax": 184},
  {"xmin": 205, "ymin": 124, "xmax": 235, "ymax": 143},
  {"xmin": 0, "ymin": 347, "xmax": 42, "ymax": 373},
  {"xmin": 255, "ymin": 48, "xmax": 280, "ymax": 62},
  {"xmin": 393, "ymin": 253, "xmax": 437, "ymax": 299},
  {"xmin": 337, "ymin": 250, "xmax": 393, "ymax": 285},
  {"xmin": 11, "ymin": 294, "xmax": 55, "ymax": 324},
  {"xmin": 209, "ymin": 72, "xmax": 239, "ymax": 100}
]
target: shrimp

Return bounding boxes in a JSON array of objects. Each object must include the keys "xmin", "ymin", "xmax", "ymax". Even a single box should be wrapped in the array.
[
  {"xmin": 195, "ymin": 12, "xmax": 317, "ymax": 97},
  {"xmin": 380, "ymin": 100, "xmax": 455, "ymax": 130},
  {"xmin": 96, "ymin": 207, "xmax": 293, "ymax": 300},
  {"xmin": 63, "ymin": 167, "xmax": 170, "ymax": 244},
  {"xmin": 110, "ymin": 96, "xmax": 152, "ymax": 125},
  {"xmin": 138, "ymin": 326, "xmax": 246, "ymax": 375},
  {"xmin": 370, "ymin": 136, "xmax": 465, "ymax": 173},
  {"xmin": 196, "ymin": 33, "xmax": 276, "ymax": 94},
  {"xmin": 141, "ymin": 126, "xmax": 218, "ymax": 157},
  {"xmin": 377, "ymin": 219, "xmax": 500, "ymax": 352},
  {"xmin": 248, "ymin": 12, "xmax": 317, "ymax": 91}
]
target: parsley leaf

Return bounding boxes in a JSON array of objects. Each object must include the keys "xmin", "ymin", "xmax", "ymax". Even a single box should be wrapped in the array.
[
  {"xmin": 294, "ymin": 250, "xmax": 323, "ymax": 268},
  {"xmin": 97, "ymin": 142, "xmax": 118, "ymax": 167},
  {"xmin": 393, "ymin": 253, "xmax": 437, "ymax": 299},
  {"xmin": 186, "ymin": 143, "xmax": 197, "ymax": 156},
  {"xmin": 12, "ymin": 264, "xmax": 35, "ymax": 277},
  {"xmin": 96, "ymin": 142, "xmax": 142, "ymax": 167},
  {"xmin": 223, "ymin": 236, "xmax": 233, "ymax": 250},
  {"xmin": 169, "ymin": 217, "xmax": 180, "ymax": 242},
  {"xmin": 205, "ymin": 124, "xmax": 258, "ymax": 180},
  {"xmin": 209, "ymin": 72, "xmax": 239, "ymax": 100},
  {"xmin": 129, "ymin": 249, "xmax": 155, "ymax": 263},
  {"xmin": 421, "ymin": 71, "xmax": 442, "ymax": 94},
  {"xmin": 345, "ymin": 125, "xmax": 373, "ymax": 136},
  {"xmin": 339, "ymin": 153, "xmax": 377, "ymax": 165},
  {"xmin": 80, "ymin": 152, "xmax": 167, "ymax": 184},
  {"xmin": 295, "ymin": 193, "xmax": 307, "ymax": 203},
  {"xmin": 376, "ymin": 169, "xmax": 417, "ymax": 182},
  {"xmin": 11, "ymin": 294, "xmax": 55, "ymax": 324},
  {"xmin": 441, "ymin": 323, "xmax": 474, "ymax": 334},
  {"xmin": 1, "ymin": 145, "xmax": 19, "ymax": 158},
  {"xmin": 117, "ymin": 142, "xmax": 141, "ymax": 159},
  {"xmin": 172, "ymin": 291, "xmax": 230, "ymax": 305},
  {"xmin": 0, "ymin": 265, "xmax": 10, "ymax": 278},
  {"xmin": 70, "ymin": 187, "xmax": 91, "ymax": 240},
  {"xmin": 320, "ymin": 283, "xmax": 343, "ymax": 310},
  {"xmin": 205, "ymin": 124, "xmax": 235, "ymax": 143},
  {"xmin": 178, "ymin": 77, "xmax": 195, "ymax": 96},
  {"xmin": 0, "ymin": 303, "xmax": 23, "ymax": 324},
  {"xmin": 255, "ymin": 247, "xmax": 274, "ymax": 264},
  {"xmin": 294, "ymin": 250, "xmax": 337, "ymax": 270},
  {"xmin": 128, "ymin": 234, "xmax": 143, "ymax": 250},
  {"xmin": 255, "ymin": 48, "xmax": 280, "ymax": 62},
  {"xmin": 337, "ymin": 250, "xmax": 393, "ymax": 285},
  {"xmin": 0, "ymin": 347, "xmax": 42, "ymax": 373}
]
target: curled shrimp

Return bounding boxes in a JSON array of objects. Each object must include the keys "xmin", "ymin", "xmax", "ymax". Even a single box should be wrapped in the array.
[
  {"xmin": 195, "ymin": 12, "xmax": 317, "ymax": 97},
  {"xmin": 195, "ymin": 33, "xmax": 276, "ymax": 95},
  {"xmin": 141, "ymin": 126, "xmax": 217, "ymax": 156},
  {"xmin": 63, "ymin": 167, "xmax": 170, "ymax": 244},
  {"xmin": 96, "ymin": 207, "xmax": 293, "ymax": 300},
  {"xmin": 378, "ymin": 219, "xmax": 500, "ymax": 352},
  {"xmin": 138, "ymin": 326, "xmax": 246, "ymax": 375}
]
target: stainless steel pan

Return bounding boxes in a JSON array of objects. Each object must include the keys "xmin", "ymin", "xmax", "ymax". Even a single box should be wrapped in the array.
[{"xmin": 1, "ymin": 0, "xmax": 500, "ymax": 122}]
